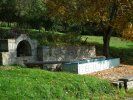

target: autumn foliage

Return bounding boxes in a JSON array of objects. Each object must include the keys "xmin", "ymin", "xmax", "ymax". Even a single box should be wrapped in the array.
[{"xmin": 122, "ymin": 23, "xmax": 133, "ymax": 41}]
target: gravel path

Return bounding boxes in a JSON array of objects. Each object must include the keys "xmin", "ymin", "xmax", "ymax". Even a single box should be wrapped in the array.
[{"xmin": 88, "ymin": 64, "xmax": 133, "ymax": 81}]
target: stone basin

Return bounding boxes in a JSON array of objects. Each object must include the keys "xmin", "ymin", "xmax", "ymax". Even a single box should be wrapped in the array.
[{"xmin": 62, "ymin": 57, "xmax": 120, "ymax": 74}]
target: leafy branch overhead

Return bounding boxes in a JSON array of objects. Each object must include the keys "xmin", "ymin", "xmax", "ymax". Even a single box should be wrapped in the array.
[{"xmin": 46, "ymin": 0, "xmax": 133, "ymax": 40}]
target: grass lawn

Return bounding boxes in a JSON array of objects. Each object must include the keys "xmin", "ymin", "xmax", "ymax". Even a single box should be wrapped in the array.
[
  {"xmin": 0, "ymin": 66, "xmax": 131, "ymax": 100},
  {"xmin": 82, "ymin": 36, "xmax": 133, "ymax": 65}
]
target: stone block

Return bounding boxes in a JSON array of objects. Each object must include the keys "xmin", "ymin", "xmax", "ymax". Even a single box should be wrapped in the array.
[
  {"xmin": 127, "ymin": 81, "xmax": 133, "ymax": 89},
  {"xmin": 119, "ymin": 76, "xmax": 133, "ymax": 89}
]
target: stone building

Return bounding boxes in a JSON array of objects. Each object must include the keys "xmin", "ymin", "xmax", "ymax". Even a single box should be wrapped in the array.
[
  {"xmin": 0, "ymin": 33, "xmax": 96, "ymax": 67},
  {"xmin": 0, "ymin": 34, "xmax": 38, "ymax": 65}
]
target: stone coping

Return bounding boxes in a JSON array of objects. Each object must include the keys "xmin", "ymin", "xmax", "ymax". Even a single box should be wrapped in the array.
[{"xmin": 119, "ymin": 76, "xmax": 133, "ymax": 82}]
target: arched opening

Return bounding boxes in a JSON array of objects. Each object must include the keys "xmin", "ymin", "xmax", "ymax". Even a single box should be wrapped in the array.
[{"xmin": 17, "ymin": 40, "xmax": 32, "ymax": 57}]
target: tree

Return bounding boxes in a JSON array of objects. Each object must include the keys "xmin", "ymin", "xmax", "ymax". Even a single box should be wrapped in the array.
[
  {"xmin": 15, "ymin": 0, "xmax": 46, "ymax": 28},
  {"xmin": 46, "ymin": 0, "xmax": 133, "ymax": 57},
  {"xmin": 0, "ymin": 0, "xmax": 47, "ymax": 28},
  {"xmin": 122, "ymin": 22, "xmax": 133, "ymax": 41},
  {"xmin": 0, "ymin": 0, "xmax": 18, "ymax": 26}
]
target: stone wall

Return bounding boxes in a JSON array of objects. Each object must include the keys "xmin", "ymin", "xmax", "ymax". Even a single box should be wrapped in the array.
[
  {"xmin": 37, "ymin": 46, "xmax": 96, "ymax": 70},
  {"xmin": 38, "ymin": 46, "xmax": 96, "ymax": 61},
  {"xmin": 0, "ymin": 39, "xmax": 16, "ymax": 65}
]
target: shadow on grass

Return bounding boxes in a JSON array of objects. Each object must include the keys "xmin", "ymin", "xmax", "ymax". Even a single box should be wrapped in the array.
[{"xmin": 93, "ymin": 42, "xmax": 133, "ymax": 65}]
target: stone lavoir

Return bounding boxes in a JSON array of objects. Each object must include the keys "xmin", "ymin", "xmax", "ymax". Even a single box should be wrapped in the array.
[
  {"xmin": 0, "ymin": 33, "xmax": 120, "ymax": 74},
  {"xmin": 0, "ymin": 33, "xmax": 96, "ymax": 66}
]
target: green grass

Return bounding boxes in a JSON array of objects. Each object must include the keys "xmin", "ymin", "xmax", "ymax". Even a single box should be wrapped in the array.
[
  {"xmin": 124, "ymin": 89, "xmax": 133, "ymax": 99},
  {"xmin": 82, "ymin": 36, "xmax": 133, "ymax": 65},
  {"xmin": 127, "ymin": 89, "xmax": 133, "ymax": 93},
  {"xmin": 0, "ymin": 66, "xmax": 129, "ymax": 100}
]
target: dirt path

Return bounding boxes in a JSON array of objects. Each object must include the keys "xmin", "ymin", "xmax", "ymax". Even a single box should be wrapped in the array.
[{"xmin": 88, "ymin": 64, "xmax": 133, "ymax": 81}]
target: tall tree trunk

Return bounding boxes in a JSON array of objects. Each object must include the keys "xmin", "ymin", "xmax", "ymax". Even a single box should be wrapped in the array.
[
  {"xmin": 103, "ymin": 26, "xmax": 112, "ymax": 57},
  {"xmin": 103, "ymin": 0, "xmax": 118, "ymax": 57}
]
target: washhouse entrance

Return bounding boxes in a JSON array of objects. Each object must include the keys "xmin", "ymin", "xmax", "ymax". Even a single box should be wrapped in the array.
[{"xmin": 17, "ymin": 40, "xmax": 32, "ymax": 57}]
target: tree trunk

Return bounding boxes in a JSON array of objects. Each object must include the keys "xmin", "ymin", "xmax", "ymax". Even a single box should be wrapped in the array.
[
  {"xmin": 103, "ymin": 26, "xmax": 112, "ymax": 57},
  {"xmin": 103, "ymin": 0, "xmax": 118, "ymax": 57},
  {"xmin": 8, "ymin": 22, "xmax": 10, "ymax": 27}
]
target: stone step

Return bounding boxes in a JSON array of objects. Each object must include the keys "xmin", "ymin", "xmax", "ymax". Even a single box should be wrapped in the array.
[
  {"xmin": 112, "ymin": 81, "xmax": 124, "ymax": 88},
  {"xmin": 126, "ymin": 81, "xmax": 133, "ymax": 89},
  {"xmin": 112, "ymin": 76, "xmax": 133, "ymax": 89}
]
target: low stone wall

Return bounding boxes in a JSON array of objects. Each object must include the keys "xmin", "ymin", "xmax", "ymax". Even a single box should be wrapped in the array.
[
  {"xmin": 0, "ymin": 52, "xmax": 16, "ymax": 65},
  {"xmin": 38, "ymin": 46, "xmax": 96, "ymax": 61},
  {"xmin": 37, "ymin": 46, "xmax": 96, "ymax": 70}
]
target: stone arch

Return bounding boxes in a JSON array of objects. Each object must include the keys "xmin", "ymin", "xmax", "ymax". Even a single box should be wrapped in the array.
[{"xmin": 17, "ymin": 40, "xmax": 32, "ymax": 57}]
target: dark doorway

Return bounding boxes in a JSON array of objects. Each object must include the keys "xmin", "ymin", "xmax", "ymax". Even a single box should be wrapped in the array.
[
  {"xmin": 17, "ymin": 40, "xmax": 32, "ymax": 57},
  {"xmin": 0, "ymin": 53, "xmax": 2, "ymax": 64}
]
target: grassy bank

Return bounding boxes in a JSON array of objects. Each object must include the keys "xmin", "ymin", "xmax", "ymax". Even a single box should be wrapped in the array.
[{"xmin": 0, "ymin": 66, "xmax": 127, "ymax": 100}]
